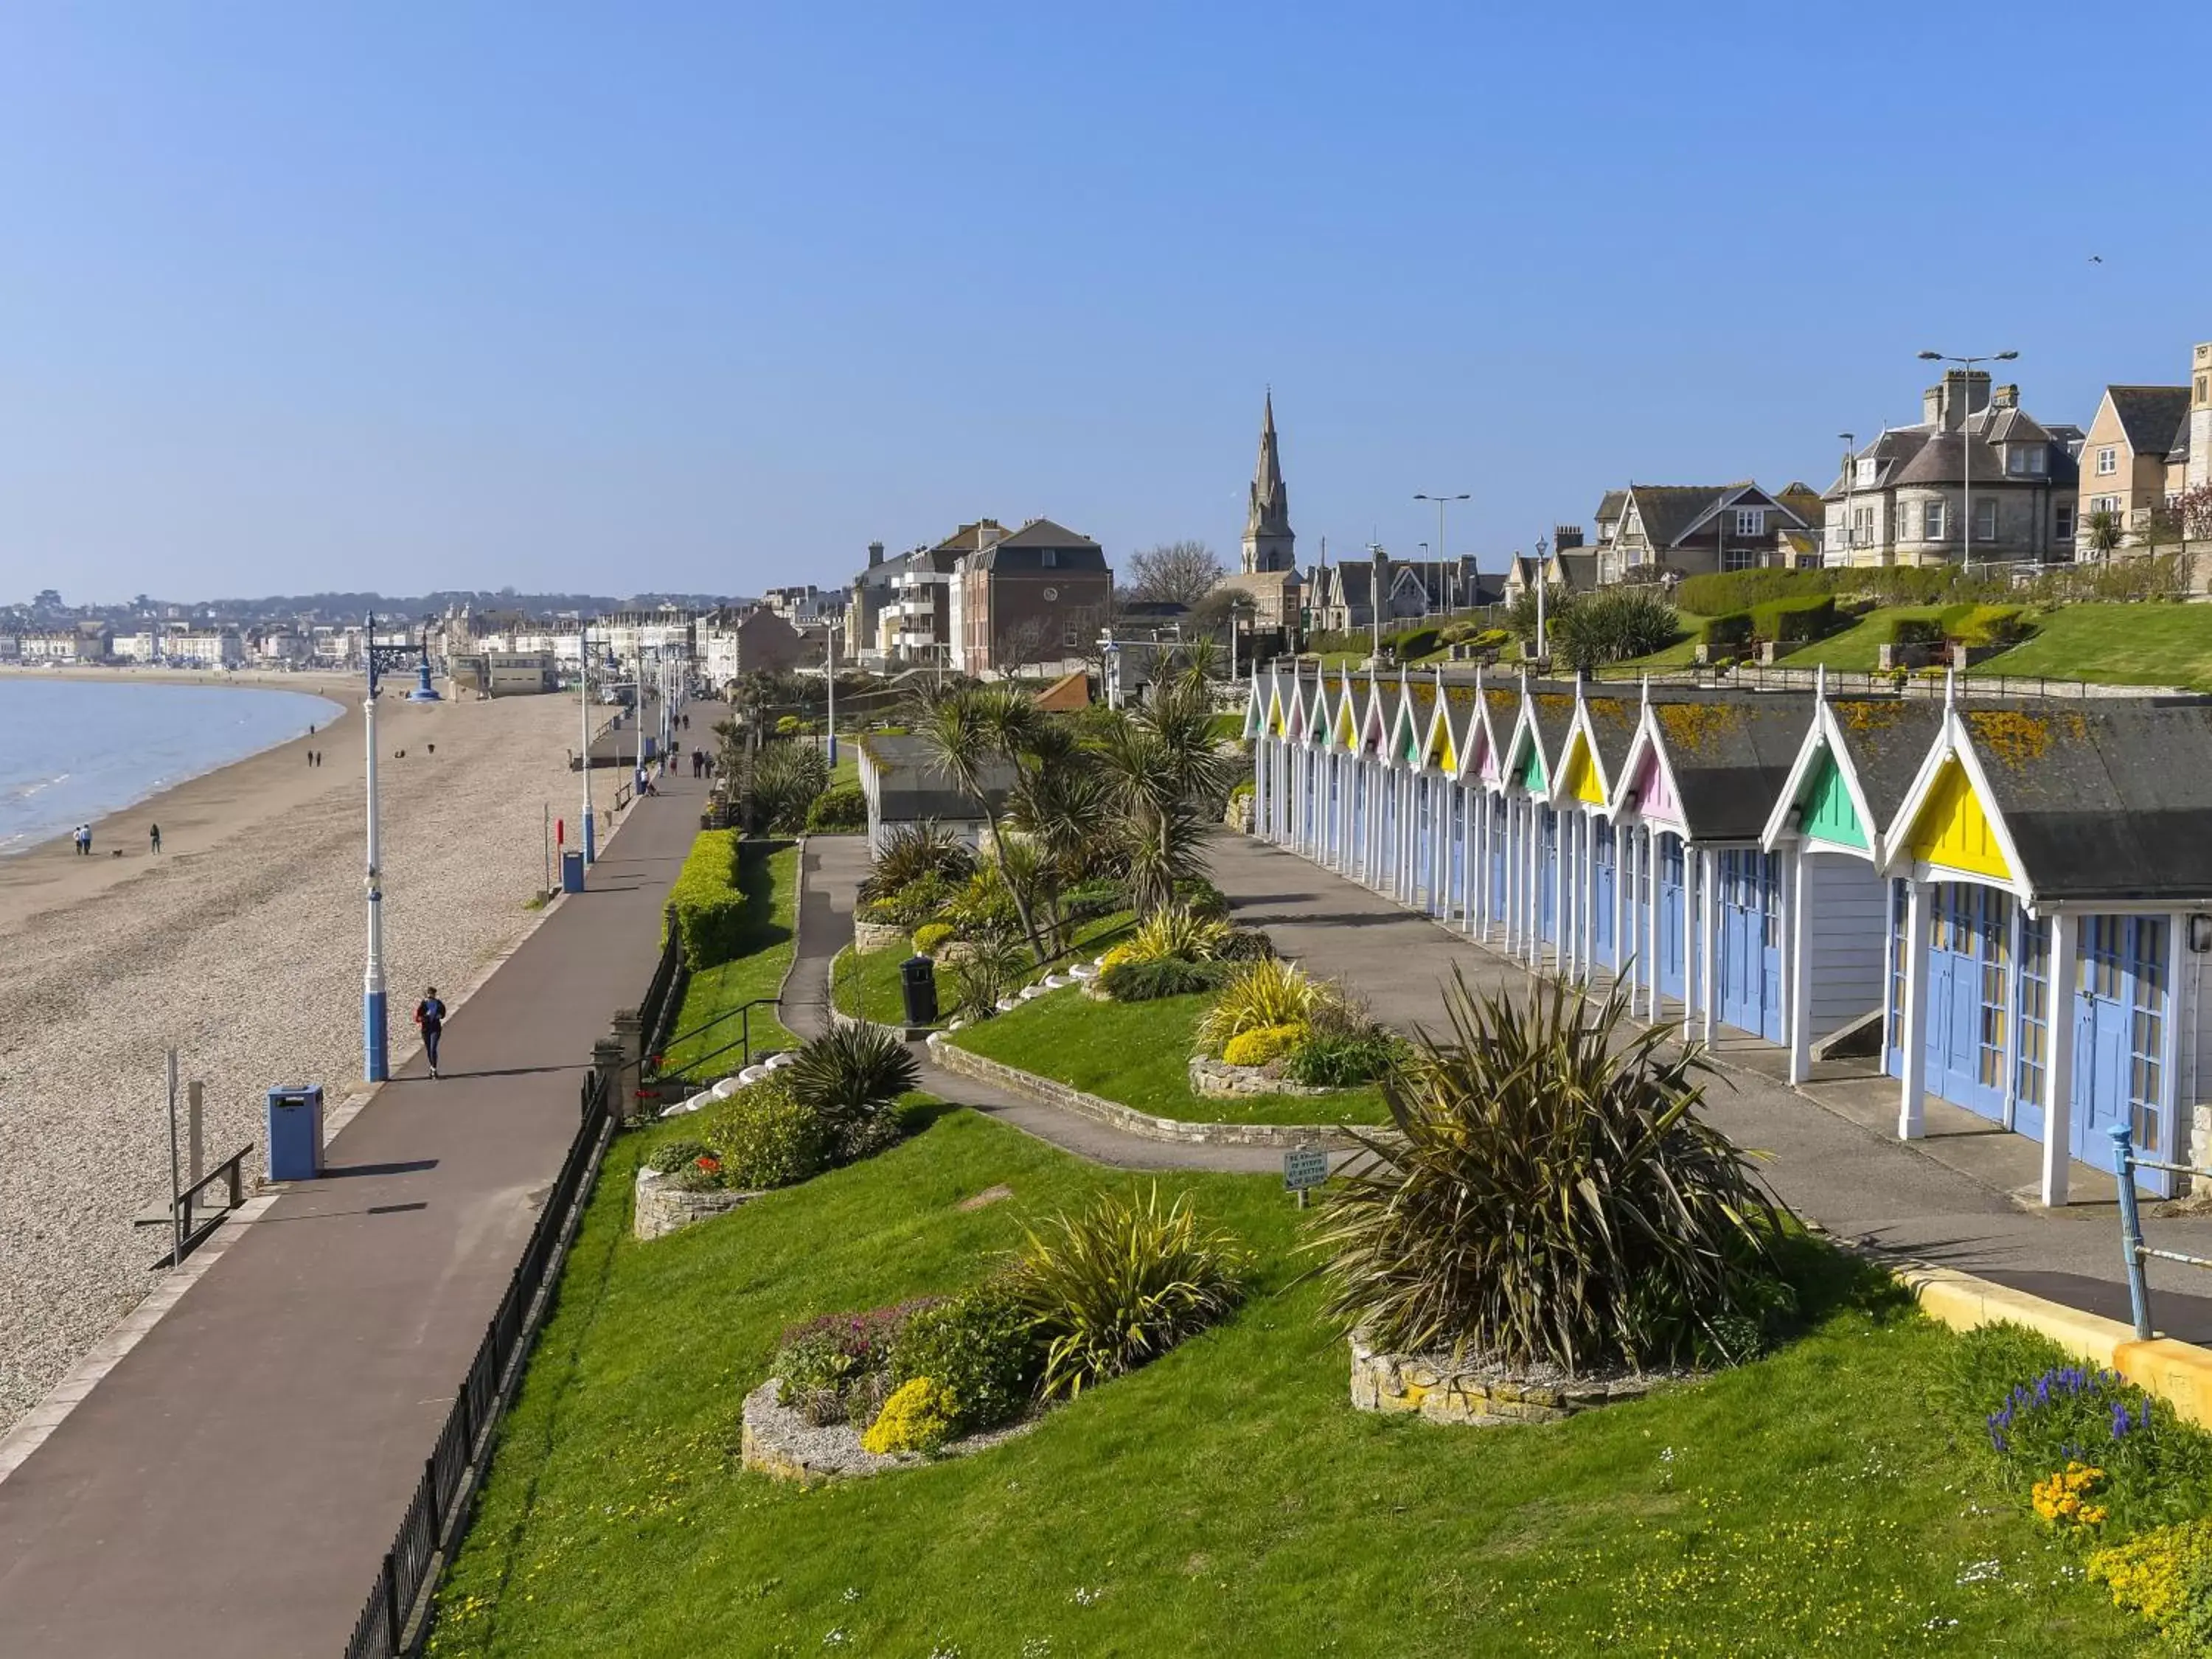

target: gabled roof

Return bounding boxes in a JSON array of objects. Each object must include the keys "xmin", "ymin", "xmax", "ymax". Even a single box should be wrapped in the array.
[
  {"xmin": 968, "ymin": 518, "xmax": 1107, "ymax": 572},
  {"xmin": 1884, "ymin": 699, "xmax": 2212, "ymax": 903},
  {"xmin": 1593, "ymin": 488, "xmax": 1628, "ymax": 526},
  {"xmin": 2105, "ymin": 386, "xmax": 2191, "ymax": 457},
  {"xmin": 1625, "ymin": 485, "xmax": 1735, "ymax": 548},
  {"xmin": 1640, "ymin": 692, "xmax": 1815, "ymax": 841},
  {"xmin": 1760, "ymin": 692, "xmax": 1947, "ymax": 858}
]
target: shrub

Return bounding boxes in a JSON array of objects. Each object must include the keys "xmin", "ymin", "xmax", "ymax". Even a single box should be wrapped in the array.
[
  {"xmin": 700, "ymin": 1079, "xmax": 831, "ymax": 1189},
  {"xmin": 874, "ymin": 868, "xmax": 959, "ymax": 928},
  {"xmin": 949, "ymin": 930, "xmax": 1030, "ymax": 1021},
  {"xmin": 782, "ymin": 1025, "xmax": 919, "ymax": 1161},
  {"xmin": 861, "ymin": 1377, "xmax": 959, "ymax": 1455},
  {"xmin": 1749, "ymin": 594, "xmax": 1836, "ymax": 645},
  {"xmin": 1059, "ymin": 879, "xmax": 1123, "ymax": 922},
  {"xmin": 1214, "ymin": 927, "xmax": 1277, "ymax": 961},
  {"xmin": 1172, "ymin": 877, "xmax": 1231, "ymax": 922},
  {"xmin": 645, "ymin": 1138, "xmax": 712, "ymax": 1175},
  {"xmin": 887, "ymin": 1281, "xmax": 1040, "ymax": 1434},
  {"xmin": 1222, "ymin": 1023, "xmax": 1307, "ymax": 1068},
  {"xmin": 1700, "ymin": 611, "xmax": 1755, "ymax": 649},
  {"xmin": 773, "ymin": 1301, "xmax": 933, "ymax": 1425},
  {"xmin": 749, "ymin": 740, "xmax": 831, "ymax": 835},
  {"xmin": 1310, "ymin": 973, "xmax": 1793, "ymax": 1373},
  {"xmin": 1008, "ymin": 1186, "xmax": 1253, "ymax": 1399},
  {"xmin": 1886, "ymin": 614, "xmax": 1947, "ymax": 647},
  {"xmin": 667, "ymin": 830, "xmax": 748, "ymax": 969},
  {"xmin": 1391, "ymin": 626, "xmax": 1441, "ymax": 661},
  {"xmin": 1954, "ymin": 603, "xmax": 2028, "ymax": 648},
  {"xmin": 1195, "ymin": 958, "xmax": 1329, "ymax": 1054},
  {"xmin": 1677, "ymin": 568, "xmax": 1832, "ymax": 616},
  {"xmin": 1283, "ymin": 1029, "xmax": 1407, "ymax": 1088},
  {"xmin": 804, "ymin": 784, "xmax": 868, "ymax": 833},
  {"xmin": 1098, "ymin": 956, "xmax": 1232, "ymax": 1002},
  {"xmin": 1546, "ymin": 588, "xmax": 1680, "ymax": 670},
  {"xmin": 860, "ymin": 821, "xmax": 975, "ymax": 902},
  {"xmin": 2090, "ymin": 1517, "xmax": 2212, "ymax": 1644},
  {"xmin": 946, "ymin": 867, "xmax": 1022, "ymax": 936},
  {"xmin": 912, "ymin": 921, "xmax": 956, "ymax": 956},
  {"xmin": 1124, "ymin": 904, "xmax": 1231, "ymax": 965}
]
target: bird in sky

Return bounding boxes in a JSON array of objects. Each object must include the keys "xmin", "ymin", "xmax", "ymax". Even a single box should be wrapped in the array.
[{"xmin": 2090, "ymin": 254, "xmax": 2104, "ymax": 262}]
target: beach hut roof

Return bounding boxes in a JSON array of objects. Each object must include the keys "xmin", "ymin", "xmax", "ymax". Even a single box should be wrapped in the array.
[{"xmin": 1618, "ymin": 689, "xmax": 1813, "ymax": 841}]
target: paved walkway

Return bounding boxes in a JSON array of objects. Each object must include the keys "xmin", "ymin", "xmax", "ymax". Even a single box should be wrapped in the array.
[
  {"xmin": 1208, "ymin": 832, "xmax": 2212, "ymax": 1338},
  {"xmin": 791, "ymin": 838, "xmax": 1285, "ymax": 1173},
  {"xmin": 0, "ymin": 765, "xmax": 710, "ymax": 1657}
]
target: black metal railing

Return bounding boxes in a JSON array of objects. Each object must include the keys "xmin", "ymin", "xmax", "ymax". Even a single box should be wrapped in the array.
[
  {"xmin": 639, "ymin": 906, "xmax": 686, "ymax": 1063},
  {"xmin": 655, "ymin": 995, "xmax": 784, "ymax": 1085},
  {"xmin": 342, "ymin": 1067, "xmax": 614, "ymax": 1658}
]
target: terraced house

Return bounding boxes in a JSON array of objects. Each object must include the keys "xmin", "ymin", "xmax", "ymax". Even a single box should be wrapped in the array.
[{"xmin": 1248, "ymin": 663, "xmax": 2212, "ymax": 1205}]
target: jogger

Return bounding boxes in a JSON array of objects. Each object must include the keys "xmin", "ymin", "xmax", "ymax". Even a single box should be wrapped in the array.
[{"xmin": 414, "ymin": 986, "xmax": 447, "ymax": 1078}]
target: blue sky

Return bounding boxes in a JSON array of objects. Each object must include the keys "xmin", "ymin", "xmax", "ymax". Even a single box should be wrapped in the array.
[{"xmin": 4, "ymin": 2, "xmax": 2208, "ymax": 603}]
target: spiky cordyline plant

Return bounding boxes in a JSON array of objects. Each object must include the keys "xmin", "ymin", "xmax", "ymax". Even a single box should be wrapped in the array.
[
  {"xmin": 783, "ymin": 1023, "xmax": 919, "ymax": 1127},
  {"xmin": 1310, "ymin": 972, "xmax": 1791, "ymax": 1375},
  {"xmin": 1007, "ymin": 1185, "xmax": 1252, "ymax": 1399},
  {"xmin": 858, "ymin": 821, "xmax": 975, "ymax": 902}
]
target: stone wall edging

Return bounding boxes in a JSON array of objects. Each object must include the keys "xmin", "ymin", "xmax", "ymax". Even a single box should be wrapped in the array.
[
  {"xmin": 1347, "ymin": 1333, "xmax": 1660, "ymax": 1425},
  {"xmin": 931, "ymin": 1037, "xmax": 1367, "ymax": 1150},
  {"xmin": 633, "ymin": 1165, "xmax": 758, "ymax": 1241}
]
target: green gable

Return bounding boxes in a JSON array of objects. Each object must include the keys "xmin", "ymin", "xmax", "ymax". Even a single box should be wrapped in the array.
[
  {"xmin": 1398, "ymin": 716, "xmax": 1423, "ymax": 764},
  {"xmin": 1517, "ymin": 742, "xmax": 1546, "ymax": 793},
  {"xmin": 1800, "ymin": 748, "xmax": 1867, "ymax": 849}
]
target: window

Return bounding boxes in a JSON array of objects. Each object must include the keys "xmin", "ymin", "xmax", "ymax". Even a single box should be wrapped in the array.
[
  {"xmin": 1041, "ymin": 549, "xmax": 1057, "ymax": 568},
  {"xmin": 2092, "ymin": 493, "xmax": 2124, "ymax": 517},
  {"xmin": 1735, "ymin": 508, "xmax": 1767, "ymax": 536},
  {"xmin": 2130, "ymin": 919, "xmax": 2168, "ymax": 1150},
  {"xmin": 2198, "ymin": 375, "xmax": 2209, "ymax": 406},
  {"xmin": 1852, "ymin": 505, "xmax": 1874, "ymax": 545},
  {"xmin": 1975, "ymin": 499, "xmax": 1997, "ymax": 540},
  {"xmin": 1722, "ymin": 547, "xmax": 1758, "ymax": 571},
  {"xmin": 2006, "ymin": 447, "xmax": 2046, "ymax": 476},
  {"xmin": 2096, "ymin": 446, "xmax": 2118, "ymax": 476},
  {"xmin": 2016, "ymin": 913, "xmax": 2049, "ymax": 1106},
  {"xmin": 1923, "ymin": 500, "xmax": 1946, "ymax": 540},
  {"xmin": 1856, "ymin": 458, "xmax": 1879, "ymax": 487},
  {"xmin": 2055, "ymin": 503, "xmax": 2076, "ymax": 540}
]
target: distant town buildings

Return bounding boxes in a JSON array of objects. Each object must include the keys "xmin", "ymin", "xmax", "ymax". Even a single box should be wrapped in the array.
[{"xmin": 1581, "ymin": 482, "xmax": 1821, "ymax": 585}]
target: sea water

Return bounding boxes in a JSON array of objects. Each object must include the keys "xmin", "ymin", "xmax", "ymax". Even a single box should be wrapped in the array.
[{"xmin": 0, "ymin": 678, "xmax": 344, "ymax": 854}]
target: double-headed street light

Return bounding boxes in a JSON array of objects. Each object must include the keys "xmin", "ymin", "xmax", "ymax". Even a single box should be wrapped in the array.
[
  {"xmin": 1414, "ymin": 492, "xmax": 1471, "ymax": 615},
  {"xmin": 1917, "ymin": 349, "xmax": 2018, "ymax": 577}
]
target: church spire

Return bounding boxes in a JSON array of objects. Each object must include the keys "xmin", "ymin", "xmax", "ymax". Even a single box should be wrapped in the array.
[{"xmin": 1242, "ymin": 391, "xmax": 1295, "ymax": 574}]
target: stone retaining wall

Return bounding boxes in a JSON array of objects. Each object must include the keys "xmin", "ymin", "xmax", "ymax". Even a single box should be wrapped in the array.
[
  {"xmin": 1348, "ymin": 1335, "xmax": 1658, "ymax": 1425},
  {"xmin": 852, "ymin": 919, "xmax": 908, "ymax": 953},
  {"xmin": 633, "ymin": 1165, "xmax": 757, "ymax": 1241},
  {"xmin": 931, "ymin": 1038, "xmax": 1366, "ymax": 1150},
  {"xmin": 1188, "ymin": 1055, "xmax": 1336, "ymax": 1099}
]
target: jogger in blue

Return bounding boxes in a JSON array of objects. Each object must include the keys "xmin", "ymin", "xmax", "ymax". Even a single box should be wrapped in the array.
[{"xmin": 414, "ymin": 987, "xmax": 447, "ymax": 1079}]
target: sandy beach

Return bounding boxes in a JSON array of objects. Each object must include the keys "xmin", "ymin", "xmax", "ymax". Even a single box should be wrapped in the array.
[{"xmin": 0, "ymin": 679, "xmax": 629, "ymax": 1435}]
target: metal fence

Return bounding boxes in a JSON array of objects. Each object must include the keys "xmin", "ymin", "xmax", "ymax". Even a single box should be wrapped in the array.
[
  {"xmin": 342, "ymin": 1068, "xmax": 615, "ymax": 1658},
  {"xmin": 1587, "ymin": 662, "xmax": 2180, "ymax": 702},
  {"xmin": 2110, "ymin": 1123, "xmax": 2211, "ymax": 1341}
]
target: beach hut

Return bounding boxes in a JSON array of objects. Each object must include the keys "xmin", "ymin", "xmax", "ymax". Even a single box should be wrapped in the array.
[
  {"xmin": 1877, "ymin": 689, "xmax": 2212, "ymax": 1202},
  {"xmin": 1759, "ymin": 673, "xmax": 1947, "ymax": 1083},
  {"xmin": 1541, "ymin": 679, "xmax": 1643, "ymax": 982}
]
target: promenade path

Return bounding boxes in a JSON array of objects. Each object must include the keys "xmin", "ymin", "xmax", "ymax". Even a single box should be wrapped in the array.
[
  {"xmin": 0, "ymin": 760, "xmax": 709, "ymax": 1657},
  {"xmin": 1207, "ymin": 830, "xmax": 2212, "ymax": 1338}
]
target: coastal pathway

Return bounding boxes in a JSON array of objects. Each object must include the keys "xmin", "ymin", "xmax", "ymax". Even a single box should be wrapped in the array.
[
  {"xmin": 0, "ymin": 764, "xmax": 711, "ymax": 1657},
  {"xmin": 1206, "ymin": 830, "xmax": 2212, "ymax": 1338}
]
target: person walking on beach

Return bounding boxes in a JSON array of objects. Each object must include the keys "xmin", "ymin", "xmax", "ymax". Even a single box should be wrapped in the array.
[
  {"xmin": 148, "ymin": 823, "xmax": 161, "ymax": 855},
  {"xmin": 414, "ymin": 987, "xmax": 448, "ymax": 1079}
]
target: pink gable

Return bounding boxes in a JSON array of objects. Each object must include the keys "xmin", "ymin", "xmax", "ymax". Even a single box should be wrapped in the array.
[
  {"xmin": 1630, "ymin": 747, "xmax": 1681, "ymax": 823},
  {"xmin": 1478, "ymin": 726, "xmax": 1502, "ymax": 783}
]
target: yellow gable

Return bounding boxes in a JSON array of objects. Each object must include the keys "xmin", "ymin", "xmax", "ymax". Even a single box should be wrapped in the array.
[
  {"xmin": 1908, "ymin": 757, "xmax": 2011, "ymax": 880},
  {"xmin": 1336, "ymin": 699, "xmax": 1357, "ymax": 746},
  {"xmin": 1561, "ymin": 733, "xmax": 1606, "ymax": 806},
  {"xmin": 1266, "ymin": 687, "xmax": 1284, "ymax": 737}
]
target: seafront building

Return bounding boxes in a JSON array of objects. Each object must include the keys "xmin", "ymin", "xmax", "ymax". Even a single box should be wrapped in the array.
[{"xmin": 1246, "ymin": 662, "xmax": 2212, "ymax": 1204}]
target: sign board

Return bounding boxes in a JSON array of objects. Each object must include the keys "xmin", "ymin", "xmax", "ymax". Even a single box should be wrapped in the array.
[{"xmin": 1282, "ymin": 1147, "xmax": 1329, "ymax": 1192}]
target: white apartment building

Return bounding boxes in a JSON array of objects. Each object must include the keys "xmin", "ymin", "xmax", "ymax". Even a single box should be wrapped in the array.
[{"xmin": 171, "ymin": 630, "xmax": 246, "ymax": 669}]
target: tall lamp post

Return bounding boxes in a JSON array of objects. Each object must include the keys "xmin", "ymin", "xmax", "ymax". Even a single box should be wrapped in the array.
[
  {"xmin": 1533, "ymin": 535, "xmax": 1551, "ymax": 661},
  {"xmin": 1414, "ymin": 492, "xmax": 1471, "ymax": 617},
  {"xmin": 1917, "ymin": 348, "xmax": 2018, "ymax": 578},
  {"xmin": 361, "ymin": 613, "xmax": 429, "ymax": 1082},
  {"xmin": 578, "ymin": 625, "xmax": 597, "ymax": 865},
  {"xmin": 1836, "ymin": 432, "xmax": 1856, "ymax": 567},
  {"xmin": 824, "ymin": 622, "xmax": 841, "ymax": 768}
]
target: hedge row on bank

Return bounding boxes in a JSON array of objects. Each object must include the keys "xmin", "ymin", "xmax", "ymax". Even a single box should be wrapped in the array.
[{"xmin": 669, "ymin": 830, "xmax": 751, "ymax": 969}]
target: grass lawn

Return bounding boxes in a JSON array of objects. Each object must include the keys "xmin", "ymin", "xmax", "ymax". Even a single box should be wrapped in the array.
[
  {"xmin": 430, "ymin": 1107, "xmax": 2131, "ymax": 1658},
  {"xmin": 659, "ymin": 845, "xmax": 799, "ymax": 1074},
  {"xmin": 950, "ymin": 985, "xmax": 1391, "ymax": 1127},
  {"xmin": 1977, "ymin": 601, "xmax": 2212, "ymax": 689},
  {"xmin": 1615, "ymin": 610, "xmax": 1715, "ymax": 670}
]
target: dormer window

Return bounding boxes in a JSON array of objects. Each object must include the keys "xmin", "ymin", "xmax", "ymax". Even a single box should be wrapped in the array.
[
  {"xmin": 2006, "ymin": 447, "xmax": 2046, "ymax": 476},
  {"xmin": 1734, "ymin": 509, "xmax": 1766, "ymax": 536},
  {"xmin": 1854, "ymin": 458, "xmax": 1877, "ymax": 487}
]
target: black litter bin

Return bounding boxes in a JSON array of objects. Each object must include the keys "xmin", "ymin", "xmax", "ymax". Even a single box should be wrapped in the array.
[{"xmin": 900, "ymin": 954, "xmax": 939, "ymax": 1026}]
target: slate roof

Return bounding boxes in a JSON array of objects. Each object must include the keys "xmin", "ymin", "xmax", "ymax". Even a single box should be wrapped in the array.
[
  {"xmin": 1628, "ymin": 485, "xmax": 1735, "ymax": 548},
  {"xmin": 1824, "ymin": 698, "xmax": 1949, "ymax": 827},
  {"xmin": 1524, "ymin": 685, "xmax": 1579, "ymax": 773},
  {"xmin": 967, "ymin": 518, "xmax": 1107, "ymax": 571},
  {"xmin": 1594, "ymin": 488, "xmax": 1628, "ymax": 526},
  {"xmin": 1649, "ymin": 692, "xmax": 1815, "ymax": 841},
  {"xmin": 2107, "ymin": 386, "xmax": 2191, "ymax": 458},
  {"xmin": 859, "ymin": 734, "xmax": 1016, "ymax": 821},
  {"xmin": 1823, "ymin": 430, "xmax": 1930, "ymax": 498},
  {"xmin": 1582, "ymin": 693, "xmax": 1642, "ymax": 783},
  {"xmin": 1888, "ymin": 430, "xmax": 2076, "ymax": 488},
  {"xmin": 1961, "ymin": 703, "xmax": 2212, "ymax": 902}
]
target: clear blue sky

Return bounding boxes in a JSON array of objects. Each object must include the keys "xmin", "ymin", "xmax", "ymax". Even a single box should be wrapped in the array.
[{"xmin": 4, "ymin": 2, "xmax": 2208, "ymax": 604}]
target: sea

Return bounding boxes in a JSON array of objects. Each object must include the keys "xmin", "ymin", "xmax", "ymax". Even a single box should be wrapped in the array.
[{"xmin": 0, "ymin": 678, "xmax": 344, "ymax": 855}]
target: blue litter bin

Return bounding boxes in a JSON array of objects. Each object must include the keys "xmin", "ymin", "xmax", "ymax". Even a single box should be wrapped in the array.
[
  {"xmin": 267, "ymin": 1085, "xmax": 325, "ymax": 1182},
  {"xmin": 561, "ymin": 849, "xmax": 585, "ymax": 893}
]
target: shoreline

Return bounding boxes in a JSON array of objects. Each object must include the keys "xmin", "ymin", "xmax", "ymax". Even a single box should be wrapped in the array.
[{"xmin": 0, "ymin": 681, "xmax": 352, "ymax": 919}]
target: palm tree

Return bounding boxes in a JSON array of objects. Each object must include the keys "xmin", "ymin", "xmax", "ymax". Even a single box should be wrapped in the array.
[
  {"xmin": 913, "ymin": 686, "xmax": 1051, "ymax": 964},
  {"xmin": 2086, "ymin": 508, "xmax": 2124, "ymax": 563},
  {"xmin": 1089, "ymin": 709, "xmax": 1213, "ymax": 917}
]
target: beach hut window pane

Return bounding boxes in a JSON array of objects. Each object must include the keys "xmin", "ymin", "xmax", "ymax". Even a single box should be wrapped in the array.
[{"xmin": 2015, "ymin": 914, "xmax": 2048, "ymax": 1106}]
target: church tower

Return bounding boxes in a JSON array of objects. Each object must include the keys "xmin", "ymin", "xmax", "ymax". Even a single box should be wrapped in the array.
[{"xmin": 1242, "ymin": 392, "xmax": 1295, "ymax": 574}]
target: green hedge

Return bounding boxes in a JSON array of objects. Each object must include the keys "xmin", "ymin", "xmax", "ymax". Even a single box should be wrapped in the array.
[
  {"xmin": 1887, "ymin": 616, "xmax": 1947, "ymax": 647},
  {"xmin": 668, "ymin": 830, "xmax": 750, "ymax": 969},
  {"xmin": 1750, "ymin": 594, "xmax": 1837, "ymax": 645},
  {"xmin": 1389, "ymin": 626, "xmax": 1441, "ymax": 660},
  {"xmin": 1953, "ymin": 604, "xmax": 2028, "ymax": 648},
  {"xmin": 1676, "ymin": 568, "xmax": 1828, "ymax": 616},
  {"xmin": 1703, "ymin": 611, "xmax": 1755, "ymax": 647},
  {"xmin": 804, "ymin": 785, "xmax": 868, "ymax": 833}
]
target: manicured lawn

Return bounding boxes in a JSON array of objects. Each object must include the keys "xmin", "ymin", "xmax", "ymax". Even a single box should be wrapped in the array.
[
  {"xmin": 1616, "ymin": 610, "xmax": 1716, "ymax": 670},
  {"xmin": 430, "ymin": 1108, "xmax": 2131, "ymax": 1658},
  {"xmin": 833, "ymin": 912, "xmax": 1139, "ymax": 1029},
  {"xmin": 950, "ymin": 985, "xmax": 1391, "ymax": 1127},
  {"xmin": 1976, "ymin": 601, "xmax": 2212, "ymax": 689},
  {"xmin": 659, "ymin": 845, "xmax": 799, "ymax": 1074},
  {"xmin": 1773, "ymin": 605, "xmax": 1969, "ymax": 672}
]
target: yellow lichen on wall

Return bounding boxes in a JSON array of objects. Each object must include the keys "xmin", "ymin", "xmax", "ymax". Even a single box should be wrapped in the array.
[{"xmin": 1965, "ymin": 708, "xmax": 2056, "ymax": 769}]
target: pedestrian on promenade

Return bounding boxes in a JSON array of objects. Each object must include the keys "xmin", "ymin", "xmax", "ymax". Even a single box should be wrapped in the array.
[
  {"xmin": 414, "ymin": 987, "xmax": 448, "ymax": 1079},
  {"xmin": 74, "ymin": 824, "xmax": 91, "ymax": 856},
  {"xmin": 148, "ymin": 823, "xmax": 161, "ymax": 855}
]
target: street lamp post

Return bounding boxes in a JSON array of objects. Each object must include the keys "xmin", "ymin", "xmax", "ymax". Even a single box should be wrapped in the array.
[
  {"xmin": 579, "ymin": 626, "xmax": 597, "ymax": 864},
  {"xmin": 825, "ymin": 622, "xmax": 839, "ymax": 768},
  {"xmin": 1414, "ymin": 492, "xmax": 1471, "ymax": 619},
  {"xmin": 361, "ymin": 613, "xmax": 430, "ymax": 1082},
  {"xmin": 1534, "ymin": 535, "xmax": 1551, "ymax": 662},
  {"xmin": 1917, "ymin": 349, "xmax": 2018, "ymax": 579},
  {"xmin": 1836, "ymin": 432, "xmax": 1856, "ymax": 567}
]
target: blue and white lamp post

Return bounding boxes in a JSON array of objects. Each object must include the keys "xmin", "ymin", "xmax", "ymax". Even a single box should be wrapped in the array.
[
  {"xmin": 361, "ymin": 614, "xmax": 438, "ymax": 1082},
  {"xmin": 578, "ymin": 626, "xmax": 597, "ymax": 864}
]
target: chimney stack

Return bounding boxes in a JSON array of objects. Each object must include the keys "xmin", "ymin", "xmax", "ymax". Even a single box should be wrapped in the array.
[
  {"xmin": 868, "ymin": 540, "xmax": 884, "ymax": 568},
  {"xmin": 1992, "ymin": 383, "xmax": 2019, "ymax": 411},
  {"xmin": 1553, "ymin": 525, "xmax": 1585, "ymax": 551}
]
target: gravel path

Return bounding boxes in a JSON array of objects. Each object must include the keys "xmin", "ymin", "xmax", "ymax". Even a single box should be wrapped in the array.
[{"xmin": 0, "ymin": 691, "xmax": 607, "ymax": 1434}]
